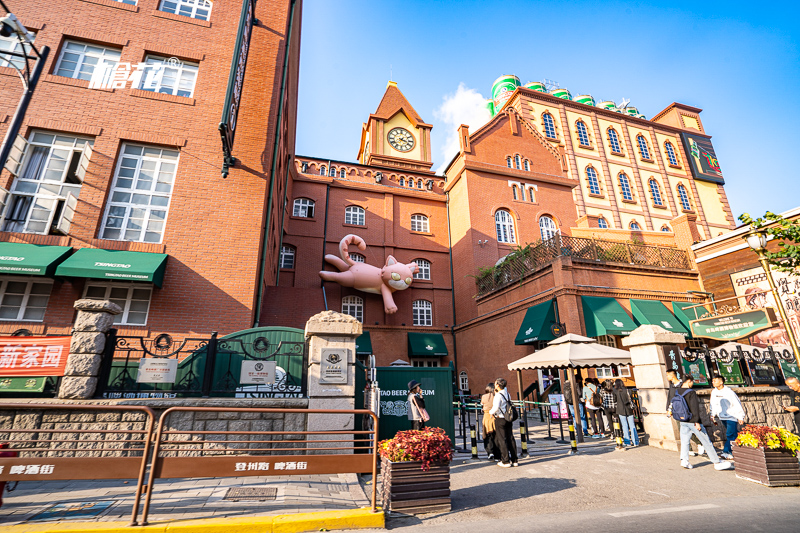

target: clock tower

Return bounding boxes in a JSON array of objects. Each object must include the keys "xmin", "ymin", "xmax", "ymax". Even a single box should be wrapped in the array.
[{"xmin": 357, "ymin": 81, "xmax": 435, "ymax": 174}]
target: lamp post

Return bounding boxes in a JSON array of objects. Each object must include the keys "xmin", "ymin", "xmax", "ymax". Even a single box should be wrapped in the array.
[{"xmin": 744, "ymin": 228, "xmax": 800, "ymax": 366}]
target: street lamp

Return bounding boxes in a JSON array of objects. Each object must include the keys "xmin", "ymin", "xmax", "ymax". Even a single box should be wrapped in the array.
[{"xmin": 744, "ymin": 228, "xmax": 800, "ymax": 366}]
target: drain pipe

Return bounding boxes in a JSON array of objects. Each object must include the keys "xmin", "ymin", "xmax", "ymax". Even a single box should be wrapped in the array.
[{"xmin": 446, "ymin": 191, "xmax": 458, "ymax": 373}]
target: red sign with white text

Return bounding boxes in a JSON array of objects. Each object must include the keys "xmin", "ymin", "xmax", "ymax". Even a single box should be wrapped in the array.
[{"xmin": 0, "ymin": 337, "xmax": 71, "ymax": 376}]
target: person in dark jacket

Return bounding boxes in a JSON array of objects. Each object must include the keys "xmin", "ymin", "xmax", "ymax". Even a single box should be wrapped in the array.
[
  {"xmin": 613, "ymin": 379, "xmax": 639, "ymax": 447},
  {"xmin": 675, "ymin": 376, "xmax": 733, "ymax": 470},
  {"xmin": 600, "ymin": 379, "xmax": 616, "ymax": 433}
]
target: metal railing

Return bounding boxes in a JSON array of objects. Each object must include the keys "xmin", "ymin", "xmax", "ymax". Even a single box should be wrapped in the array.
[{"xmin": 475, "ymin": 234, "xmax": 692, "ymax": 297}]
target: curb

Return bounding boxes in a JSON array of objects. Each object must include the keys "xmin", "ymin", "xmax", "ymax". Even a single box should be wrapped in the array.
[{"xmin": 1, "ymin": 507, "xmax": 385, "ymax": 533}]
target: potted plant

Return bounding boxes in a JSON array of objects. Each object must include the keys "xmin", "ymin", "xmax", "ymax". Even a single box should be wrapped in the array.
[
  {"xmin": 732, "ymin": 425, "xmax": 800, "ymax": 486},
  {"xmin": 379, "ymin": 427, "xmax": 454, "ymax": 514}
]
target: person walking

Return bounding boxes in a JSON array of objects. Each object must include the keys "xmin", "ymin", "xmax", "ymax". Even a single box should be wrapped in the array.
[
  {"xmin": 407, "ymin": 380, "xmax": 427, "ymax": 430},
  {"xmin": 782, "ymin": 376, "xmax": 800, "ymax": 433},
  {"xmin": 710, "ymin": 374, "xmax": 745, "ymax": 460},
  {"xmin": 600, "ymin": 379, "xmax": 617, "ymax": 438},
  {"xmin": 489, "ymin": 378, "xmax": 519, "ymax": 468},
  {"xmin": 583, "ymin": 378, "xmax": 606, "ymax": 438},
  {"xmin": 481, "ymin": 383, "xmax": 498, "ymax": 461},
  {"xmin": 673, "ymin": 375, "xmax": 733, "ymax": 470},
  {"xmin": 564, "ymin": 377, "xmax": 588, "ymax": 437},
  {"xmin": 613, "ymin": 378, "xmax": 640, "ymax": 447}
]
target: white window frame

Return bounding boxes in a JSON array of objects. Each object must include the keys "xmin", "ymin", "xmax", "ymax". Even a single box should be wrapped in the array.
[
  {"xmin": 341, "ymin": 295, "xmax": 363, "ymax": 323},
  {"xmin": 637, "ymin": 135, "xmax": 651, "ymax": 160},
  {"xmin": 329, "ymin": 166, "xmax": 336, "ymax": 177},
  {"xmin": 339, "ymin": 168, "xmax": 346, "ymax": 178},
  {"xmin": 0, "ymin": 276, "xmax": 53, "ymax": 322},
  {"xmin": 598, "ymin": 217, "xmax": 609, "ymax": 229},
  {"xmin": 618, "ymin": 173, "xmax": 633, "ymax": 201},
  {"xmin": 319, "ymin": 165, "xmax": 326, "ymax": 176},
  {"xmin": 410, "ymin": 214, "xmax": 429, "ymax": 233},
  {"xmin": 677, "ymin": 184, "xmax": 692, "ymax": 211},
  {"xmin": 618, "ymin": 365, "xmax": 632, "ymax": 378},
  {"xmin": 349, "ymin": 252, "xmax": 365, "ymax": 263},
  {"xmin": 84, "ymin": 282, "xmax": 152, "ymax": 326},
  {"xmin": 665, "ymin": 141, "xmax": 679, "ymax": 166},
  {"xmin": 543, "ymin": 113, "xmax": 557, "ymax": 139},
  {"xmin": 528, "ymin": 186, "xmax": 535, "ymax": 202},
  {"xmin": 158, "ymin": 0, "xmax": 212, "ymax": 21},
  {"xmin": 412, "ymin": 300, "xmax": 433, "ymax": 327},
  {"xmin": 413, "ymin": 258, "xmax": 430, "ymax": 280},
  {"xmin": 495, "ymin": 209, "xmax": 515, "ymax": 243},
  {"xmin": 292, "ymin": 198, "xmax": 314, "ymax": 218},
  {"xmin": 630, "ymin": 220, "xmax": 641, "ymax": 230},
  {"xmin": 345, "ymin": 206, "xmax": 365, "ymax": 226},
  {"xmin": 100, "ymin": 143, "xmax": 178, "ymax": 244},
  {"xmin": 280, "ymin": 246, "xmax": 295, "ymax": 270},
  {"xmin": 576, "ymin": 120, "xmax": 590, "ymax": 146},
  {"xmin": 459, "ymin": 371, "xmax": 469, "ymax": 391},
  {"xmin": 586, "ymin": 167, "xmax": 601, "ymax": 195},
  {"xmin": 596, "ymin": 367, "xmax": 614, "ymax": 378},
  {"xmin": 54, "ymin": 40, "xmax": 120, "ymax": 82},
  {"xmin": 649, "ymin": 179, "xmax": 664, "ymax": 206},
  {"xmin": 514, "ymin": 154, "xmax": 521, "ymax": 169},
  {"xmin": 607, "ymin": 128, "xmax": 622, "ymax": 153},
  {"xmin": 539, "ymin": 215, "xmax": 558, "ymax": 241},
  {"xmin": 524, "ymin": 159, "xmax": 530, "ymax": 172},
  {"xmin": 506, "ymin": 156, "xmax": 512, "ymax": 168},
  {"xmin": 417, "ymin": 179, "xmax": 424, "ymax": 189},
  {"xmin": 0, "ymin": 32, "xmax": 35, "ymax": 71},
  {"xmin": 139, "ymin": 55, "xmax": 199, "ymax": 98},
  {"xmin": 398, "ymin": 178, "xmax": 405, "ymax": 187}
]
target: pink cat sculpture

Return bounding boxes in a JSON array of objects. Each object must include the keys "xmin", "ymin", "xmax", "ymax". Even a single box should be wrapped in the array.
[{"xmin": 320, "ymin": 234, "xmax": 418, "ymax": 314}]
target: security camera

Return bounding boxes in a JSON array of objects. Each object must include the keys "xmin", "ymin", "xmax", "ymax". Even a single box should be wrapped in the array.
[{"xmin": 0, "ymin": 14, "xmax": 35, "ymax": 43}]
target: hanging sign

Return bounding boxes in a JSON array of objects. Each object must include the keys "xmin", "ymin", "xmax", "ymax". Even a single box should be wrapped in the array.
[
  {"xmin": 0, "ymin": 336, "xmax": 70, "ymax": 377},
  {"xmin": 240, "ymin": 360, "xmax": 277, "ymax": 385},
  {"xmin": 137, "ymin": 358, "xmax": 178, "ymax": 383},
  {"xmin": 689, "ymin": 308, "xmax": 776, "ymax": 341},
  {"xmin": 680, "ymin": 132, "xmax": 724, "ymax": 184}
]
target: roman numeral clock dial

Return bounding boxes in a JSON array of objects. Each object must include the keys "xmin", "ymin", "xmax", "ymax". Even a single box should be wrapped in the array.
[{"xmin": 387, "ymin": 127, "xmax": 415, "ymax": 152}]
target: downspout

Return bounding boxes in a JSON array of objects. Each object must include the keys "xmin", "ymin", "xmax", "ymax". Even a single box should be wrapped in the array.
[
  {"xmin": 320, "ymin": 182, "xmax": 331, "ymax": 310},
  {"xmin": 253, "ymin": 0, "xmax": 297, "ymax": 327},
  {"xmin": 446, "ymin": 191, "xmax": 458, "ymax": 373}
]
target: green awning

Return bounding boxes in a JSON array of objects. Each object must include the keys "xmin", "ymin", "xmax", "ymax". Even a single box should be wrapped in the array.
[
  {"xmin": 355, "ymin": 332, "xmax": 372, "ymax": 355},
  {"xmin": 514, "ymin": 300, "xmax": 558, "ymax": 345},
  {"xmin": 0, "ymin": 243, "xmax": 72, "ymax": 276},
  {"xmin": 630, "ymin": 299, "xmax": 689, "ymax": 336},
  {"xmin": 55, "ymin": 249, "xmax": 168, "ymax": 287},
  {"xmin": 672, "ymin": 302, "xmax": 709, "ymax": 339},
  {"xmin": 408, "ymin": 332, "xmax": 448, "ymax": 357},
  {"xmin": 581, "ymin": 296, "xmax": 638, "ymax": 337},
  {"xmin": 0, "ymin": 376, "xmax": 47, "ymax": 392}
]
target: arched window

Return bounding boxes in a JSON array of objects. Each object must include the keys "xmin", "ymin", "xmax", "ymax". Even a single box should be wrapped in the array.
[
  {"xmin": 677, "ymin": 184, "xmax": 692, "ymax": 211},
  {"xmin": 618, "ymin": 173, "xmax": 633, "ymax": 201},
  {"xmin": 342, "ymin": 295, "xmax": 363, "ymax": 323},
  {"xmin": 539, "ymin": 215, "xmax": 558, "ymax": 241},
  {"xmin": 340, "ymin": 168, "xmax": 346, "ymax": 178},
  {"xmin": 637, "ymin": 135, "xmax": 651, "ymax": 160},
  {"xmin": 329, "ymin": 166, "xmax": 336, "ymax": 177},
  {"xmin": 524, "ymin": 159, "xmax": 530, "ymax": 172},
  {"xmin": 495, "ymin": 210, "xmax": 516, "ymax": 243},
  {"xmin": 514, "ymin": 154, "xmax": 521, "ymax": 169},
  {"xmin": 301, "ymin": 162, "xmax": 308, "ymax": 173},
  {"xmin": 411, "ymin": 214, "xmax": 429, "ymax": 233},
  {"xmin": 292, "ymin": 198, "xmax": 315, "ymax": 218},
  {"xmin": 630, "ymin": 220, "xmax": 642, "ymax": 231},
  {"xmin": 412, "ymin": 300, "xmax": 433, "ymax": 326},
  {"xmin": 576, "ymin": 120, "xmax": 590, "ymax": 146},
  {"xmin": 660, "ymin": 225, "xmax": 671, "ymax": 232},
  {"xmin": 528, "ymin": 187, "xmax": 536, "ymax": 202},
  {"xmin": 345, "ymin": 206, "xmax": 365, "ymax": 226},
  {"xmin": 543, "ymin": 113, "xmax": 557, "ymax": 139},
  {"xmin": 349, "ymin": 252, "xmax": 365, "ymax": 263},
  {"xmin": 418, "ymin": 179, "xmax": 424, "ymax": 189},
  {"xmin": 607, "ymin": 128, "xmax": 621, "ymax": 153},
  {"xmin": 598, "ymin": 217, "xmax": 609, "ymax": 229},
  {"xmin": 413, "ymin": 258, "xmax": 431, "ymax": 280},
  {"xmin": 586, "ymin": 167, "xmax": 601, "ymax": 195},
  {"xmin": 648, "ymin": 179, "xmax": 664, "ymax": 206},
  {"xmin": 398, "ymin": 177, "xmax": 405, "ymax": 187},
  {"xmin": 506, "ymin": 156, "xmax": 512, "ymax": 168},
  {"xmin": 319, "ymin": 165, "xmax": 327, "ymax": 176},
  {"xmin": 665, "ymin": 141, "xmax": 679, "ymax": 166},
  {"xmin": 279, "ymin": 246, "xmax": 295, "ymax": 269},
  {"xmin": 511, "ymin": 185, "xmax": 519, "ymax": 200}
]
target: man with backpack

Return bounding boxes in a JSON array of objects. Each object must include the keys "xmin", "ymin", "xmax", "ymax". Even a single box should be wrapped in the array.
[
  {"xmin": 672, "ymin": 375, "xmax": 733, "ymax": 470},
  {"xmin": 489, "ymin": 378, "xmax": 519, "ymax": 468}
]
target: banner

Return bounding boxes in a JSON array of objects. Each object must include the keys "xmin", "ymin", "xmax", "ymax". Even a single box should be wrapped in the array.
[
  {"xmin": 689, "ymin": 309, "xmax": 775, "ymax": 341},
  {"xmin": 0, "ymin": 336, "xmax": 70, "ymax": 377},
  {"xmin": 730, "ymin": 266, "xmax": 800, "ymax": 349}
]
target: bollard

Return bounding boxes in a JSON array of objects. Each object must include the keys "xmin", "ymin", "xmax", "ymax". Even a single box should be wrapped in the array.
[
  {"xmin": 517, "ymin": 401, "xmax": 529, "ymax": 458},
  {"xmin": 567, "ymin": 412, "xmax": 579, "ymax": 455},
  {"xmin": 614, "ymin": 415, "xmax": 625, "ymax": 450},
  {"xmin": 470, "ymin": 425, "xmax": 479, "ymax": 460}
]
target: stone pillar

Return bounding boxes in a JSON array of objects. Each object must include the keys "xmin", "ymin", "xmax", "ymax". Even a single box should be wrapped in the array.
[
  {"xmin": 304, "ymin": 311, "xmax": 361, "ymax": 451},
  {"xmin": 622, "ymin": 324, "xmax": 686, "ymax": 451},
  {"xmin": 58, "ymin": 299, "xmax": 122, "ymax": 399}
]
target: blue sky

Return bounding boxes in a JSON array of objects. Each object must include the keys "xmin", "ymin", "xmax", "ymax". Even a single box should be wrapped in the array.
[{"xmin": 295, "ymin": 0, "xmax": 799, "ymax": 220}]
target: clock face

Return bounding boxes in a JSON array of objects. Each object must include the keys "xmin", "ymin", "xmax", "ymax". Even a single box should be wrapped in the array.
[{"xmin": 387, "ymin": 127, "xmax": 415, "ymax": 152}]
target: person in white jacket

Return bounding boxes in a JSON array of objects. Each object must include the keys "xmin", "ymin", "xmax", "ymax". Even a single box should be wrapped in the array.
[{"xmin": 710, "ymin": 375, "xmax": 745, "ymax": 460}]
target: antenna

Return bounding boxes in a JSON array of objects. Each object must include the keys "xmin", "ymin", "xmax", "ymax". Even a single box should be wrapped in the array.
[{"xmin": 543, "ymin": 78, "xmax": 560, "ymax": 92}]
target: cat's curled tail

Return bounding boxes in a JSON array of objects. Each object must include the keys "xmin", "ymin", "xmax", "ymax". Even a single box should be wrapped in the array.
[{"xmin": 339, "ymin": 234, "xmax": 367, "ymax": 266}]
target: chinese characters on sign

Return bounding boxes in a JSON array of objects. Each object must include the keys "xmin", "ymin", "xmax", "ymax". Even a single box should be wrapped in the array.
[
  {"xmin": 88, "ymin": 58, "xmax": 183, "ymax": 91},
  {"xmin": 319, "ymin": 349, "xmax": 347, "ymax": 384},
  {"xmin": 0, "ymin": 336, "xmax": 70, "ymax": 377},
  {"xmin": 731, "ymin": 266, "xmax": 800, "ymax": 349},
  {"xmin": 234, "ymin": 461, "xmax": 308, "ymax": 472},
  {"xmin": 0, "ymin": 464, "xmax": 55, "ymax": 475}
]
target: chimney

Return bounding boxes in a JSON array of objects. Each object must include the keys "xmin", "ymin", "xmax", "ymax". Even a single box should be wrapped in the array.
[{"xmin": 458, "ymin": 124, "xmax": 471, "ymax": 153}]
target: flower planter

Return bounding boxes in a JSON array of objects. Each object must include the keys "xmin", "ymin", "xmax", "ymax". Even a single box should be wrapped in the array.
[
  {"xmin": 732, "ymin": 444, "xmax": 800, "ymax": 487},
  {"xmin": 381, "ymin": 458, "xmax": 451, "ymax": 514}
]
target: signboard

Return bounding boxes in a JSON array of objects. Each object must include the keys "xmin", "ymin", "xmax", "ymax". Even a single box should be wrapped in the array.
[
  {"xmin": 319, "ymin": 348, "xmax": 347, "ymax": 384},
  {"xmin": 778, "ymin": 359, "xmax": 800, "ymax": 381},
  {"xmin": 219, "ymin": 0, "xmax": 256, "ymax": 159},
  {"xmin": 663, "ymin": 344, "xmax": 682, "ymax": 373},
  {"xmin": 0, "ymin": 336, "xmax": 70, "ymax": 377},
  {"xmin": 730, "ymin": 266, "xmax": 800, "ymax": 349},
  {"xmin": 680, "ymin": 132, "xmax": 724, "ymax": 184},
  {"xmin": 548, "ymin": 393, "xmax": 568, "ymax": 420},
  {"xmin": 239, "ymin": 360, "xmax": 276, "ymax": 385},
  {"xmin": 0, "ymin": 376, "xmax": 47, "ymax": 392},
  {"xmin": 713, "ymin": 359, "xmax": 745, "ymax": 386},
  {"xmin": 136, "ymin": 358, "xmax": 178, "ymax": 384},
  {"xmin": 680, "ymin": 356, "xmax": 709, "ymax": 386},
  {"xmin": 689, "ymin": 309, "xmax": 775, "ymax": 341},
  {"xmin": 744, "ymin": 360, "xmax": 780, "ymax": 386}
]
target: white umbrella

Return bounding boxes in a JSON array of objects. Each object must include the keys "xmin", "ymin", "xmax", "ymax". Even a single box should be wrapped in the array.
[{"xmin": 507, "ymin": 333, "xmax": 632, "ymax": 370}]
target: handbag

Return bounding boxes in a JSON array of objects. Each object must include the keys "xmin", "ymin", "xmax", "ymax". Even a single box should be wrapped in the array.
[
  {"xmin": 501, "ymin": 391, "xmax": 518, "ymax": 422},
  {"xmin": 413, "ymin": 396, "xmax": 431, "ymax": 422}
]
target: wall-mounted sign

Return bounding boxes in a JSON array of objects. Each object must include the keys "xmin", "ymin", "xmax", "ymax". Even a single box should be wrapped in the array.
[
  {"xmin": 689, "ymin": 309, "xmax": 776, "ymax": 341},
  {"xmin": 0, "ymin": 336, "xmax": 70, "ymax": 377},
  {"xmin": 680, "ymin": 132, "xmax": 724, "ymax": 184},
  {"xmin": 0, "ymin": 376, "xmax": 47, "ymax": 392},
  {"xmin": 680, "ymin": 355, "xmax": 710, "ymax": 386},
  {"xmin": 240, "ymin": 360, "xmax": 277, "ymax": 385},
  {"xmin": 714, "ymin": 360, "xmax": 746, "ymax": 386},
  {"xmin": 744, "ymin": 360, "xmax": 780, "ymax": 386},
  {"xmin": 320, "ymin": 348, "xmax": 348, "ymax": 384},
  {"xmin": 137, "ymin": 358, "xmax": 178, "ymax": 384},
  {"xmin": 663, "ymin": 344, "xmax": 682, "ymax": 373}
]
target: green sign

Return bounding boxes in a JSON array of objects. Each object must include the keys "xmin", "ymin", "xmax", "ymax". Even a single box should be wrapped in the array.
[
  {"xmin": 689, "ymin": 309, "xmax": 773, "ymax": 341},
  {"xmin": 714, "ymin": 360, "xmax": 745, "ymax": 386},
  {"xmin": 779, "ymin": 360, "xmax": 800, "ymax": 381},
  {"xmin": 681, "ymin": 358, "xmax": 709, "ymax": 386},
  {"xmin": 0, "ymin": 376, "xmax": 47, "ymax": 392}
]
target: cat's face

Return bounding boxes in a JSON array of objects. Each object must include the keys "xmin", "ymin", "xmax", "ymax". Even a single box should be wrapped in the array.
[{"xmin": 381, "ymin": 256, "xmax": 417, "ymax": 291}]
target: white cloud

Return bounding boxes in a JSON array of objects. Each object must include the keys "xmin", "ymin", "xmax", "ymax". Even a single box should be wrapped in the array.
[{"xmin": 433, "ymin": 83, "xmax": 491, "ymax": 174}]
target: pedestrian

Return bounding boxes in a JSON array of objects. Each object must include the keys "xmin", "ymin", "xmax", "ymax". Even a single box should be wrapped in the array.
[
  {"xmin": 666, "ymin": 369, "xmax": 706, "ymax": 457},
  {"xmin": 407, "ymin": 380, "xmax": 428, "ymax": 430},
  {"xmin": 564, "ymin": 376, "xmax": 589, "ymax": 436},
  {"xmin": 673, "ymin": 375, "xmax": 733, "ymax": 470},
  {"xmin": 613, "ymin": 378, "xmax": 639, "ymax": 447},
  {"xmin": 710, "ymin": 374, "xmax": 745, "ymax": 460},
  {"xmin": 781, "ymin": 376, "xmax": 800, "ymax": 433},
  {"xmin": 600, "ymin": 379, "xmax": 616, "ymax": 435},
  {"xmin": 583, "ymin": 377, "xmax": 606, "ymax": 438},
  {"xmin": 481, "ymin": 383, "xmax": 498, "ymax": 461},
  {"xmin": 489, "ymin": 377, "xmax": 519, "ymax": 468}
]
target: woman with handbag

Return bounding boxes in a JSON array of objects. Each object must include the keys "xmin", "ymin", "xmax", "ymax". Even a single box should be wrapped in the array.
[
  {"xmin": 613, "ymin": 379, "xmax": 640, "ymax": 447},
  {"xmin": 481, "ymin": 383, "xmax": 499, "ymax": 461},
  {"xmin": 407, "ymin": 380, "xmax": 430, "ymax": 430}
]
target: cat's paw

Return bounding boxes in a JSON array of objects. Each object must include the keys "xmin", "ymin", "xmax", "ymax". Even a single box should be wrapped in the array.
[{"xmin": 385, "ymin": 304, "xmax": 398, "ymax": 314}]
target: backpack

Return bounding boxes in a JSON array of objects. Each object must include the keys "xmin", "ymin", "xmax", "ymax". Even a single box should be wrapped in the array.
[
  {"xmin": 500, "ymin": 390, "xmax": 518, "ymax": 422},
  {"xmin": 671, "ymin": 389, "xmax": 693, "ymax": 422},
  {"xmin": 591, "ymin": 388, "xmax": 603, "ymax": 408}
]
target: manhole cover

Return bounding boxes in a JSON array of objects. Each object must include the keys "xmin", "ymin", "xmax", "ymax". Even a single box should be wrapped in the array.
[{"xmin": 224, "ymin": 487, "xmax": 277, "ymax": 501}]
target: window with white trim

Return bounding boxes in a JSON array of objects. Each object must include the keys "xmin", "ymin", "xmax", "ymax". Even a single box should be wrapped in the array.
[
  {"xmin": 139, "ymin": 56, "xmax": 199, "ymax": 98},
  {"xmin": 339, "ymin": 168, "xmax": 346, "ymax": 178},
  {"xmin": 279, "ymin": 246, "xmax": 295, "ymax": 269},
  {"xmin": 54, "ymin": 40, "xmax": 120, "ymax": 83},
  {"xmin": 595, "ymin": 335, "xmax": 616, "ymax": 348},
  {"xmin": 598, "ymin": 217, "xmax": 609, "ymax": 229},
  {"xmin": 576, "ymin": 120, "xmax": 590, "ymax": 146},
  {"xmin": 410, "ymin": 214, "xmax": 429, "ymax": 233},
  {"xmin": 349, "ymin": 252, "xmax": 365, "ymax": 263},
  {"xmin": 665, "ymin": 141, "xmax": 679, "ymax": 166},
  {"xmin": 342, "ymin": 295, "xmax": 363, "ymax": 322},
  {"xmin": 596, "ymin": 367, "xmax": 614, "ymax": 378},
  {"xmin": 524, "ymin": 159, "xmax": 530, "ymax": 172},
  {"xmin": 677, "ymin": 184, "xmax": 692, "ymax": 211},
  {"xmin": 495, "ymin": 209, "xmax": 515, "ymax": 243},
  {"xmin": 319, "ymin": 165, "xmax": 327, "ymax": 176},
  {"xmin": 3, "ymin": 131, "xmax": 93, "ymax": 235},
  {"xmin": 528, "ymin": 187, "xmax": 535, "ymax": 202},
  {"xmin": 637, "ymin": 135, "xmax": 651, "ymax": 160},
  {"xmin": 618, "ymin": 364, "xmax": 632, "ymax": 378},
  {"xmin": 543, "ymin": 113, "xmax": 557, "ymax": 139},
  {"xmin": 101, "ymin": 144, "xmax": 178, "ymax": 243},
  {"xmin": 539, "ymin": 215, "xmax": 558, "ymax": 241},
  {"xmin": 158, "ymin": 0, "xmax": 212, "ymax": 20},
  {"xmin": 586, "ymin": 167, "xmax": 601, "ymax": 195},
  {"xmin": 459, "ymin": 371, "xmax": 469, "ymax": 390},
  {"xmin": 398, "ymin": 178, "xmax": 405, "ymax": 187},
  {"xmin": 512, "ymin": 185, "xmax": 519, "ymax": 200},
  {"xmin": 506, "ymin": 156, "xmax": 512, "ymax": 168},
  {"xmin": 607, "ymin": 128, "xmax": 622, "ymax": 153},
  {"xmin": 649, "ymin": 179, "xmax": 664, "ymax": 206},
  {"xmin": 514, "ymin": 155, "xmax": 521, "ymax": 169},
  {"xmin": 661, "ymin": 225, "xmax": 671, "ymax": 232},
  {"xmin": 292, "ymin": 198, "xmax": 314, "ymax": 218},
  {"xmin": 85, "ymin": 282, "xmax": 152, "ymax": 326},
  {"xmin": 0, "ymin": 277, "xmax": 52, "ymax": 322},
  {"xmin": 345, "ymin": 206, "xmax": 365, "ymax": 226},
  {"xmin": 618, "ymin": 173, "xmax": 634, "ymax": 201},
  {"xmin": 630, "ymin": 220, "xmax": 641, "ymax": 230},
  {"xmin": 413, "ymin": 258, "xmax": 430, "ymax": 280},
  {"xmin": 412, "ymin": 359, "xmax": 440, "ymax": 367},
  {"xmin": 412, "ymin": 300, "xmax": 433, "ymax": 327},
  {"xmin": 0, "ymin": 32, "xmax": 35, "ymax": 71},
  {"xmin": 329, "ymin": 166, "xmax": 336, "ymax": 177},
  {"xmin": 418, "ymin": 179, "xmax": 424, "ymax": 189}
]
